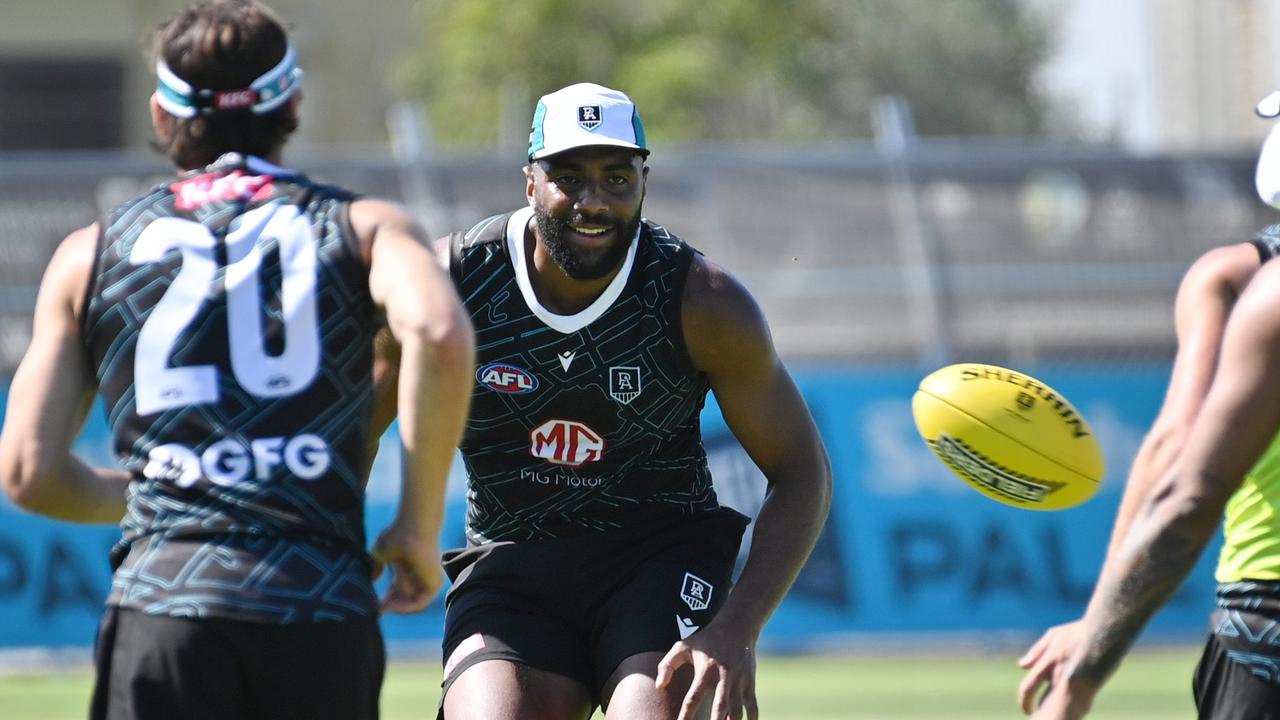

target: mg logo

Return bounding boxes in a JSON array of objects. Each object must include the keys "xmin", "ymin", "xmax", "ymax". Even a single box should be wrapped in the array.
[{"xmin": 530, "ymin": 419, "xmax": 605, "ymax": 467}]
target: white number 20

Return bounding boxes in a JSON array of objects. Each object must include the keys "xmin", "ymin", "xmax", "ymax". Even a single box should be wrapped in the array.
[{"xmin": 130, "ymin": 204, "xmax": 321, "ymax": 415}]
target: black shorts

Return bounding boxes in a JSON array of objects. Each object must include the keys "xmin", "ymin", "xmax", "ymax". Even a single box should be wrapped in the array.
[
  {"xmin": 90, "ymin": 606, "xmax": 385, "ymax": 720},
  {"xmin": 1192, "ymin": 583, "xmax": 1280, "ymax": 720},
  {"xmin": 439, "ymin": 508, "xmax": 749, "ymax": 706}
]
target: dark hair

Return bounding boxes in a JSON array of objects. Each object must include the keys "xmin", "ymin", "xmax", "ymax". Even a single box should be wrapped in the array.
[{"xmin": 149, "ymin": 0, "xmax": 298, "ymax": 169}]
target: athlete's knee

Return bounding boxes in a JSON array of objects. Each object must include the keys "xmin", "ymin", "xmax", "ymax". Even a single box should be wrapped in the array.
[
  {"xmin": 603, "ymin": 652, "xmax": 707, "ymax": 720},
  {"xmin": 443, "ymin": 659, "xmax": 592, "ymax": 720}
]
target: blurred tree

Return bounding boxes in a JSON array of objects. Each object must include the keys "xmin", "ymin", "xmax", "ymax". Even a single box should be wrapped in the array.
[{"xmin": 398, "ymin": 0, "xmax": 1052, "ymax": 147}]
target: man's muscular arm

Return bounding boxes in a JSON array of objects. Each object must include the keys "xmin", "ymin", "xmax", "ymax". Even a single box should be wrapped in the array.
[
  {"xmin": 0, "ymin": 225, "xmax": 130, "ymax": 523},
  {"xmin": 1033, "ymin": 258, "xmax": 1280, "ymax": 719},
  {"xmin": 1017, "ymin": 243, "xmax": 1260, "ymax": 713},
  {"xmin": 655, "ymin": 254, "xmax": 832, "ymax": 720}
]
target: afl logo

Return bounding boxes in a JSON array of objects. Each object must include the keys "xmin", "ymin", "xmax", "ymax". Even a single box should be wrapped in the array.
[{"xmin": 477, "ymin": 363, "xmax": 538, "ymax": 394}]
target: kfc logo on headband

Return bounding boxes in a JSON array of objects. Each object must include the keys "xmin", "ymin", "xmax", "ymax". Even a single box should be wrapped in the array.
[
  {"xmin": 577, "ymin": 105, "xmax": 603, "ymax": 131},
  {"xmin": 214, "ymin": 89, "xmax": 257, "ymax": 110}
]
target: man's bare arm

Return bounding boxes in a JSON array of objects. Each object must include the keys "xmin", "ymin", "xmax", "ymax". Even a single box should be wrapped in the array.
[
  {"xmin": 0, "ymin": 225, "xmax": 130, "ymax": 523},
  {"xmin": 1043, "ymin": 259, "xmax": 1280, "ymax": 716},
  {"xmin": 1017, "ymin": 243, "xmax": 1260, "ymax": 712},
  {"xmin": 1099, "ymin": 243, "xmax": 1258, "ymax": 564},
  {"xmin": 656, "ymin": 255, "xmax": 832, "ymax": 720},
  {"xmin": 352, "ymin": 199, "xmax": 474, "ymax": 613}
]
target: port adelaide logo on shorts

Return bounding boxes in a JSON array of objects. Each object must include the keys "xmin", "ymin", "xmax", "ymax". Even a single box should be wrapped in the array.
[
  {"xmin": 609, "ymin": 366, "xmax": 641, "ymax": 404},
  {"xmin": 577, "ymin": 105, "xmax": 603, "ymax": 131},
  {"xmin": 477, "ymin": 362, "xmax": 537, "ymax": 394},
  {"xmin": 680, "ymin": 572, "xmax": 714, "ymax": 612}
]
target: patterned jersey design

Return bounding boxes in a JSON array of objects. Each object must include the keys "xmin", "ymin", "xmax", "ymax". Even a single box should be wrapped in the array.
[
  {"xmin": 1211, "ymin": 581, "xmax": 1280, "ymax": 685},
  {"xmin": 1254, "ymin": 223, "xmax": 1280, "ymax": 261},
  {"xmin": 449, "ymin": 209, "xmax": 721, "ymax": 543},
  {"xmin": 82, "ymin": 154, "xmax": 378, "ymax": 623}
]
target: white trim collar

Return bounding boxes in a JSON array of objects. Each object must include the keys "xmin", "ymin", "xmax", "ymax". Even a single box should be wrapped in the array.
[{"xmin": 505, "ymin": 206, "xmax": 638, "ymax": 334}]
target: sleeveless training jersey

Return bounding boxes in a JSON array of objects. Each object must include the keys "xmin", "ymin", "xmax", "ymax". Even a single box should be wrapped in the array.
[
  {"xmin": 448, "ymin": 207, "xmax": 722, "ymax": 544},
  {"xmin": 83, "ymin": 154, "xmax": 379, "ymax": 623},
  {"xmin": 1216, "ymin": 225, "xmax": 1280, "ymax": 582}
]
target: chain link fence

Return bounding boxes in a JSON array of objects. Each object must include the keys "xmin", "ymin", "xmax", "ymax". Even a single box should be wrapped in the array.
[{"xmin": 0, "ymin": 142, "xmax": 1266, "ymax": 375}]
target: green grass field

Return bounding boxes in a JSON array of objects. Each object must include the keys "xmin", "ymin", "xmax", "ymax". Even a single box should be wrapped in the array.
[{"xmin": 0, "ymin": 647, "xmax": 1200, "ymax": 719}]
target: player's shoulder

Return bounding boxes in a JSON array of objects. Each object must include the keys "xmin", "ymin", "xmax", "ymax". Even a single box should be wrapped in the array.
[
  {"xmin": 348, "ymin": 198, "xmax": 434, "ymax": 242},
  {"xmin": 641, "ymin": 217, "xmax": 689, "ymax": 249},
  {"xmin": 1233, "ymin": 257, "xmax": 1280, "ymax": 320},
  {"xmin": 1180, "ymin": 242, "xmax": 1261, "ymax": 298},
  {"xmin": 50, "ymin": 224, "xmax": 99, "ymax": 274},
  {"xmin": 437, "ymin": 212, "xmax": 515, "ymax": 258},
  {"xmin": 349, "ymin": 196, "xmax": 409, "ymax": 217},
  {"xmin": 681, "ymin": 252, "xmax": 772, "ymax": 371},
  {"xmin": 60, "ymin": 222, "xmax": 99, "ymax": 251},
  {"xmin": 1249, "ymin": 253, "xmax": 1280, "ymax": 291},
  {"xmin": 441, "ymin": 212, "xmax": 520, "ymax": 274},
  {"xmin": 46, "ymin": 223, "xmax": 99, "ymax": 318},
  {"xmin": 458, "ymin": 212, "xmax": 515, "ymax": 248},
  {"xmin": 1227, "ymin": 258, "xmax": 1280, "ymax": 340},
  {"xmin": 345, "ymin": 198, "xmax": 432, "ymax": 269},
  {"xmin": 682, "ymin": 245, "xmax": 759, "ymax": 312}
]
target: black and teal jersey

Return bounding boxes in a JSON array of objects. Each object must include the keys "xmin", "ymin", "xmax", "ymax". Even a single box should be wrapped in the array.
[
  {"xmin": 83, "ymin": 153, "xmax": 379, "ymax": 623},
  {"xmin": 447, "ymin": 208, "xmax": 726, "ymax": 544},
  {"xmin": 1252, "ymin": 223, "xmax": 1280, "ymax": 261}
]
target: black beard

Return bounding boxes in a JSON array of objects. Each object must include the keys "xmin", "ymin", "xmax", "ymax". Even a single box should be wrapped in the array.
[{"xmin": 533, "ymin": 204, "xmax": 642, "ymax": 281}]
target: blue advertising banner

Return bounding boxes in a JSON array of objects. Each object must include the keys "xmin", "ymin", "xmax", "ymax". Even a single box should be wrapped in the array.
[
  {"xmin": 724, "ymin": 365, "xmax": 1215, "ymax": 649},
  {"xmin": 0, "ymin": 365, "xmax": 1219, "ymax": 653}
]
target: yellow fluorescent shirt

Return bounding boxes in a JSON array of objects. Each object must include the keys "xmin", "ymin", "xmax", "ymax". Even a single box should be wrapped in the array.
[{"xmin": 1217, "ymin": 435, "xmax": 1280, "ymax": 583}]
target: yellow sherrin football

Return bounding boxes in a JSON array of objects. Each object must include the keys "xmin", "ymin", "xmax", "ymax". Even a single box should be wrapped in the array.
[{"xmin": 912, "ymin": 363, "xmax": 1105, "ymax": 510}]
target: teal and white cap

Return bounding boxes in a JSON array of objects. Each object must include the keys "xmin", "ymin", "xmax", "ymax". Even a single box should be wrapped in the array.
[{"xmin": 528, "ymin": 83, "xmax": 648, "ymax": 161}]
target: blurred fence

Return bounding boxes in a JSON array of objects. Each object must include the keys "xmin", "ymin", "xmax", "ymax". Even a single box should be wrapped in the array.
[{"xmin": 0, "ymin": 140, "xmax": 1268, "ymax": 374}]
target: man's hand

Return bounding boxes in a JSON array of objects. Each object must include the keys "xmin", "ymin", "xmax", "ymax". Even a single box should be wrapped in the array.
[
  {"xmin": 1029, "ymin": 678, "xmax": 1096, "ymax": 720},
  {"xmin": 1019, "ymin": 621, "xmax": 1100, "ymax": 720},
  {"xmin": 655, "ymin": 624, "xmax": 759, "ymax": 720},
  {"xmin": 1018, "ymin": 620, "xmax": 1086, "ymax": 714},
  {"xmin": 370, "ymin": 522, "xmax": 443, "ymax": 614}
]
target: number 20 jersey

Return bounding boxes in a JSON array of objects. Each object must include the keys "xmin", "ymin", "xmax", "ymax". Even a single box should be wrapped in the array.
[
  {"xmin": 448, "ymin": 208, "xmax": 726, "ymax": 545},
  {"xmin": 82, "ymin": 154, "xmax": 378, "ymax": 623}
]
